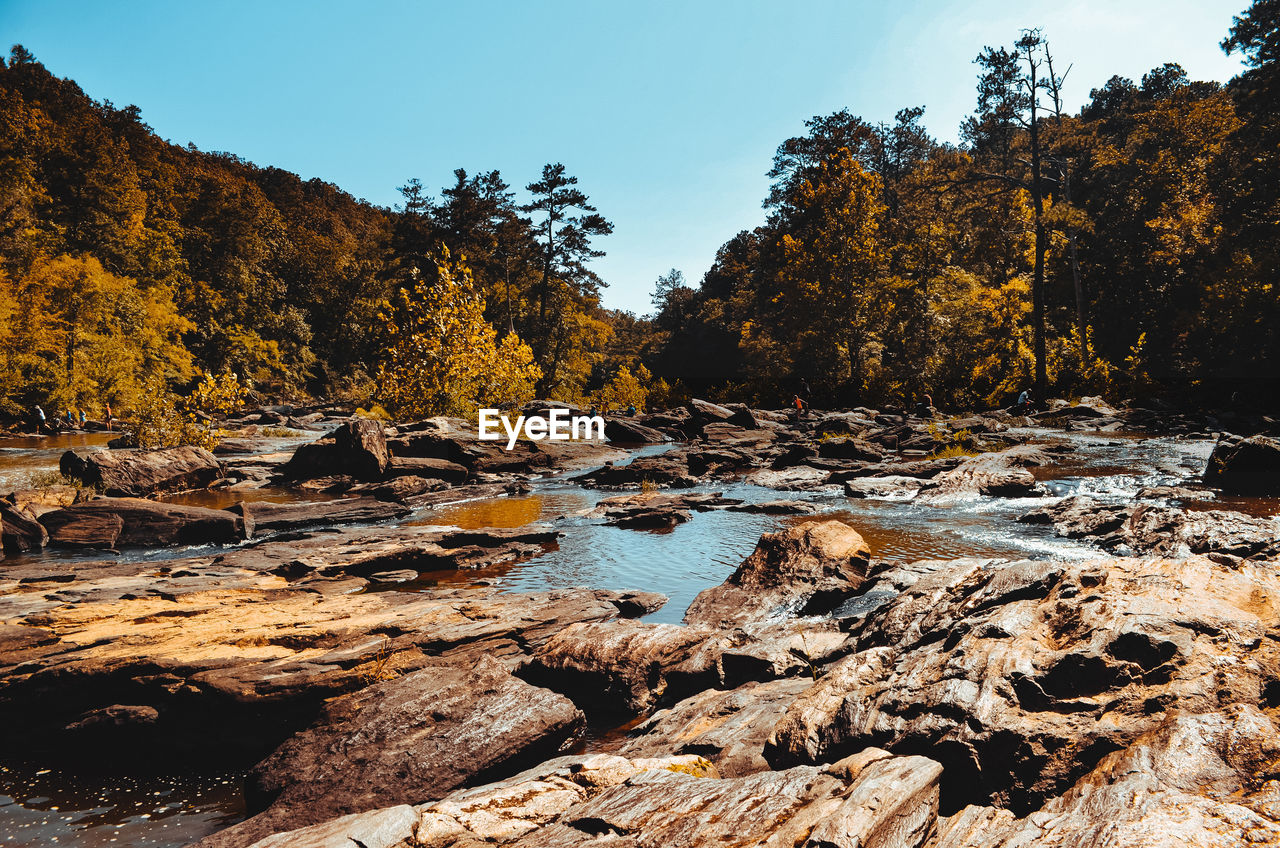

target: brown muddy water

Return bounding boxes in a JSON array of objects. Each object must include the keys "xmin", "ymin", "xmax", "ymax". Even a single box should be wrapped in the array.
[{"xmin": 0, "ymin": 428, "xmax": 1267, "ymax": 847}]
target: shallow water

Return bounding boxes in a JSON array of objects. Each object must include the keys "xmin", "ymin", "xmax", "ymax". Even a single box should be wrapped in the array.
[
  {"xmin": 0, "ymin": 762, "xmax": 244, "ymax": 847},
  {"xmin": 0, "ymin": 433, "xmax": 115, "ymax": 492},
  {"xmin": 0, "ymin": 427, "xmax": 1268, "ymax": 846}
]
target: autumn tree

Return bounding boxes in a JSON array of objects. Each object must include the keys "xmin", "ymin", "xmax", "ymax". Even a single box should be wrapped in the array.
[
  {"xmin": 0, "ymin": 254, "xmax": 192, "ymax": 416},
  {"xmin": 960, "ymin": 31, "xmax": 1063, "ymax": 396},
  {"xmin": 376, "ymin": 253, "xmax": 540, "ymax": 419}
]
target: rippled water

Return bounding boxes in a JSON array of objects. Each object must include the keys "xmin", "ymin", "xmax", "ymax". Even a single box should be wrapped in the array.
[{"xmin": 0, "ymin": 427, "xmax": 1262, "ymax": 846}]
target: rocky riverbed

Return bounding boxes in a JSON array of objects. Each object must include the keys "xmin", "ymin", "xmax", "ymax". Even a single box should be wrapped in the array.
[{"xmin": 1, "ymin": 399, "xmax": 1279, "ymax": 847}]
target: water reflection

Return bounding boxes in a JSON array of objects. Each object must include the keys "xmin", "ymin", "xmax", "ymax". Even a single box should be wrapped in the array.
[{"xmin": 411, "ymin": 493, "xmax": 557, "ymax": 529}]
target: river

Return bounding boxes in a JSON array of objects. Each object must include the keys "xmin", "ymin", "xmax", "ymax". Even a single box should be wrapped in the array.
[{"xmin": 0, "ymin": 427, "xmax": 1258, "ymax": 846}]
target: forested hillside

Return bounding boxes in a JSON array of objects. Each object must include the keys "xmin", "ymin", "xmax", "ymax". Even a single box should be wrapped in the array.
[
  {"xmin": 2, "ymin": 0, "xmax": 1277, "ymax": 421},
  {"xmin": 649, "ymin": 7, "xmax": 1280, "ymax": 410}
]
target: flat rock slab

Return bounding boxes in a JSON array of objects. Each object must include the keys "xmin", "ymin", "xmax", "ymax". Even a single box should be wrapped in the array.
[
  {"xmin": 39, "ymin": 497, "xmax": 246, "ymax": 548},
  {"xmin": 587, "ymin": 491, "xmax": 740, "ymax": 529},
  {"xmin": 0, "ymin": 521, "xmax": 659, "ymax": 761},
  {"xmin": 386, "ymin": 455, "xmax": 469, "ymax": 483},
  {"xmin": 247, "ymin": 805, "xmax": 417, "ymax": 848},
  {"xmin": 60, "ymin": 445, "xmax": 223, "ymax": 497},
  {"xmin": 726, "ymin": 499, "xmax": 817, "ymax": 514},
  {"xmin": 1020, "ymin": 495, "xmax": 1280, "ymax": 559},
  {"xmin": 229, "ymin": 497, "xmax": 410, "ymax": 537},
  {"xmin": 201, "ymin": 657, "xmax": 584, "ymax": 848}
]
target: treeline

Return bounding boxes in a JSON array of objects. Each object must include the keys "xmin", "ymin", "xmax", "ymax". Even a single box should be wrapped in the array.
[
  {"xmin": 0, "ymin": 45, "xmax": 635, "ymax": 419},
  {"xmin": 3, "ymin": 0, "xmax": 1278, "ymax": 420},
  {"xmin": 644, "ymin": 4, "xmax": 1280, "ymax": 410}
]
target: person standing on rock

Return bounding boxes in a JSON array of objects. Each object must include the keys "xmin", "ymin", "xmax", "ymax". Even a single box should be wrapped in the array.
[
  {"xmin": 105, "ymin": 401, "xmax": 113, "ymax": 431},
  {"xmin": 1016, "ymin": 388, "xmax": 1033, "ymax": 415},
  {"xmin": 34, "ymin": 404, "xmax": 46, "ymax": 434},
  {"xmin": 793, "ymin": 393, "xmax": 809, "ymax": 420}
]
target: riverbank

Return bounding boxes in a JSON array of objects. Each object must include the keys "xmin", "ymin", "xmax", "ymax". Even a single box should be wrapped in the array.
[{"xmin": 1, "ymin": 399, "xmax": 1278, "ymax": 846}]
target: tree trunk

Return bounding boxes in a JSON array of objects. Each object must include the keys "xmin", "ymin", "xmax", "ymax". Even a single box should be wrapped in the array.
[
  {"xmin": 1063, "ymin": 169, "xmax": 1087, "ymax": 363},
  {"xmin": 1028, "ymin": 67, "xmax": 1049, "ymax": 397}
]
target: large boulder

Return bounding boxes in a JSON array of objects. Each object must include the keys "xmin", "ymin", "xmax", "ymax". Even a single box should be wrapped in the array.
[
  {"xmin": 39, "ymin": 498, "xmax": 247, "ymax": 547},
  {"xmin": 934, "ymin": 706, "xmax": 1280, "ymax": 847},
  {"xmin": 764, "ymin": 555, "xmax": 1280, "ymax": 814},
  {"xmin": 619, "ymin": 678, "xmax": 813, "ymax": 777},
  {"xmin": 522, "ymin": 620, "xmax": 723, "ymax": 714},
  {"xmin": 686, "ymin": 398, "xmax": 736, "ymax": 422},
  {"xmin": 196, "ymin": 657, "xmax": 585, "ymax": 848},
  {"xmin": 918, "ymin": 444, "xmax": 1048, "ymax": 500},
  {"xmin": 60, "ymin": 446, "xmax": 223, "ymax": 497},
  {"xmin": 818, "ymin": 438, "xmax": 884, "ymax": 462},
  {"xmin": 283, "ymin": 418, "xmax": 390, "ymax": 482},
  {"xmin": 1204, "ymin": 434, "xmax": 1280, "ymax": 495},
  {"xmin": 1, "ymin": 501, "xmax": 48, "ymax": 553},
  {"xmin": 684, "ymin": 519, "xmax": 871, "ymax": 629},
  {"xmin": 604, "ymin": 417, "xmax": 670, "ymax": 444}
]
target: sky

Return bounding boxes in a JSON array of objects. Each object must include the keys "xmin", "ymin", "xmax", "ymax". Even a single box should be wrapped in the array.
[{"xmin": 1, "ymin": 0, "xmax": 1249, "ymax": 314}]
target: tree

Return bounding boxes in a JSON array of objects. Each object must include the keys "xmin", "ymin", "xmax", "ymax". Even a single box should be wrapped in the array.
[
  {"xmin": 0, "ymin": 254, "xmax": 192, "ymax": 415},
  {"xmin": 961, "ymin": 31, "xmax": 1063, "ymax": 397},
  {"xmin": 762, "ymin": 149, "xmax": 886, "ymax": 403},
  {"xmin": 521, "ymin": 163, "xmax": 613, "ymax": 393},
  {"xmin": 376, "ymin": 252, "xmax": 540, "ymax": 419}
]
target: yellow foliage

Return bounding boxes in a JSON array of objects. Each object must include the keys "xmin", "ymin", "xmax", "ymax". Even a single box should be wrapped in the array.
[
  {"xmin": 129, "ymin": 376, "xmax": 222, "ymax": 450},
  {"xmin": 0, "ymin": 254, "xmax": 192, "ymax": 416},
  {"xmin": 188, "ymin": 371, "xmax": 248, "ymax": 415},
  {"xmin": 599, "ymin": 364, "xmax": 650, "ymax": 411},
  {"xmin": 376, "ymin": 254, "xmax": 541, "ymax": 420}
]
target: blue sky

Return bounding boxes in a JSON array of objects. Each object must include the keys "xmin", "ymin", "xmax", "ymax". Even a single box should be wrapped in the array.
[{"xmin": 1, "ymin": 0, "xmax": 1248, "ymax": 314}]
